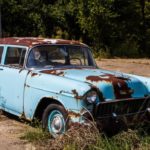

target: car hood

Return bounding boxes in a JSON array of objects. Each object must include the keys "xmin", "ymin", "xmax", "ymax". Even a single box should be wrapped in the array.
[{"xmin": 40, "ymin": 67, "xmax": 149, "ymax": 101}]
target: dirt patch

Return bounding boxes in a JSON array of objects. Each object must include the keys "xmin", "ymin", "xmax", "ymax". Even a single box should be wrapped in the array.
[
  {"xmin": 0, "ymin": 114, "xmax": 35, "ymax": 150},
  {"xmin": 98, "ymin": 59, "xmax": 150, "ymax": 77}
]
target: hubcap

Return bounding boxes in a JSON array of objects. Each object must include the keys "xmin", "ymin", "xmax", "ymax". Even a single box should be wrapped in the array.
[
  {"xmin": 48, "ymin": 110, "xmax": 65, "ymax": 136},
  {"xmin": 51, "ymin": 115, "xmax": 63, "ymax": 133}
]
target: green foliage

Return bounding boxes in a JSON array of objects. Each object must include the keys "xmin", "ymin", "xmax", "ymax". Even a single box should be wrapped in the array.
[
  {"xmin": 21, "ymin": 119, "xmax": 51, "ymax": 142},
  {"xmin": 21, "ymin": 128, "xmax": 50, "ymax": 142},
  {"xmin": 0, "ymin": 0, "xmax": 150, "ymax": 57},
  {"xmin": 113, "ymin": 37, "xmax": 140, "ymax": 58},
  {"xmin": 77, "ymin": 0, "xmax": 117, "ymax": 47},
  {"xmin": 94, "ymin": 47, "xmax": 111, "ymax": 60}
]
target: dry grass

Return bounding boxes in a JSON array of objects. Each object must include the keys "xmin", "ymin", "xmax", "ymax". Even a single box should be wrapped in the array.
[
  {"xmin": 22, "ymin": 122, "xmax": 102, "ymax": 150},
  {"xmin": 22, "ymin": 122, "xmax": 150, "ymax": 150},
  {"xmin": 47, "ymin": 124, "xmax": 101, "ymax": 150}
]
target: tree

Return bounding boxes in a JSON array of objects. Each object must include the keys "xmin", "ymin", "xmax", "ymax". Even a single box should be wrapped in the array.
[{"xmin": 0, "ymin": 0, "xmax": 149, "ymax": 57}]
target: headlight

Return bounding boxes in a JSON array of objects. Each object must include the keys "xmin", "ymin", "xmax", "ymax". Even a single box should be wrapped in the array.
[{"xmin": 86, "ymin": 91, "xmax": 97, "ymax": 104}]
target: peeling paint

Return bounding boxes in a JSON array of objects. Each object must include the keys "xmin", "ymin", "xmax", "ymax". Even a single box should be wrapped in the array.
[
  {"xmin": 72, "ymin": 89, "xmax": 82, "ymax": 100},
  {"xmin": 41, "ymin": 70, "xmax": 64, "ymax": 76},
  {"xmin": 86, "ymin": 74, "xmax": 133, "ymax": 99},
  {"xmin": 0, "ymin": 37, "xmax": 84, "ymax": 47},
  {"xmin": 31, "ymin": 73, "xmax": 38, "ymax": 77},
  {"xmin": 68, "ymin": 111, "xmax": 81, "ymax": 118}
]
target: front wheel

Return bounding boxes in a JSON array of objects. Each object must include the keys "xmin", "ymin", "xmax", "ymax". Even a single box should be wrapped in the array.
[{"xmin": 42, "ymin": 104, "xmax": 68, "ymax": 137}]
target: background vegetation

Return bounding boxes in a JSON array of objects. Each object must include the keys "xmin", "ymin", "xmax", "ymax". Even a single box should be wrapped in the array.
[{"xmin": 0, "ymin": 0, "xmax": 150, "ymax": 57}]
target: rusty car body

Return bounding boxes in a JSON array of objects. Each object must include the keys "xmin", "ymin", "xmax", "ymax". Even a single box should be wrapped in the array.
[{"xmin": 0, "ymin": 37, "xmax": 149, "ymax": 137}]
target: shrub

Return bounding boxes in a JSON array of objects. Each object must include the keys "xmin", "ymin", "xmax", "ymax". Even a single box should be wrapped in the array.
[{"xmin": 113, "ymin": 38, "xmax": 140, "ymax": 58}]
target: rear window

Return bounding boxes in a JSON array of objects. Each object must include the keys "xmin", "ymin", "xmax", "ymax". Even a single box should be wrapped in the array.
[{"xmin": 5, "ymin": 47, "xmax": 26, "ymax": 67}]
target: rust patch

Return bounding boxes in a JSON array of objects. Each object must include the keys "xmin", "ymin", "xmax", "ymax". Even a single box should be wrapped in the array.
[
  {"xmin": 41, "ymin": 70, "xmax": 64, "ymax": 76},
  {"xmin": 0, "ymin": 37, "xmax": 84, "ymax": 47},
  {"xmin": 72, "ymin": 89, "xmax": 78, "ymax": 96},
  {"xmin": 86, "ymin": 74, "xmax": 130, "ymax": 83},
  {"xmin": 72, "ymin": 89, "xmax": 82, "ymax": 100},
  {"xmin": 40, "ymin": 67, "xmax": 97, "ymax": 76},
  {"xmin": 56, "ymin": 39, "xmax": 81, "ymax": 45},
  {"xmin": 68, "ymin": 111, "xmax": 81, "ymax": 118},
  {"xmin": 31, "ymin": 73, "xmax": 38, "ymax": 77},
  {"xmin": 86, "ymin": 74, "xmax": 132, "ymax": 99},
  {"xmin": 27, "ymin": 70, "xmax": 32, "ymax": 75},
  {"xmin": 86, "ymin": 76, "xmax": 102, "ymax": 82}
]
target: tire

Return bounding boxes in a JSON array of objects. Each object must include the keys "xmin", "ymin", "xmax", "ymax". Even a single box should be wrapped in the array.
[{"xmin": 42, "ymin": 104, "xmax": 68, "ymax": 137}]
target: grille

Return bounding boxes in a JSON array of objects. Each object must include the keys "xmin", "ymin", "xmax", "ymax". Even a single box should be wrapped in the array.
[{"xmin": 96, "ymin": 97, "xmax": 150, "ymax": 119}]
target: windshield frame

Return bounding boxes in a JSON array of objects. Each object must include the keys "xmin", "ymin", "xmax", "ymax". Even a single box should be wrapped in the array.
[{"xmin": 25, "ymin": 44, "xmax": 97, "ymax": 69}]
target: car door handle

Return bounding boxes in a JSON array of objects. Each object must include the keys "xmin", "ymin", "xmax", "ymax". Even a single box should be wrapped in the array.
[{"xmin": 0, "ymin": 68, "xmax": 3, "ymax": 70}]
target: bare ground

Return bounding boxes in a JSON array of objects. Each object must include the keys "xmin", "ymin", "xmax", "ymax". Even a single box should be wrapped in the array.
[
  {"xmin": 0, "ymin": 59, "xmax": 149, "ymax": 150},
  {"xmin": 98, "ymin": 58, "xmax": 150, "ymax": 77},
  {"xmin": 0, "ymin": 112, "xmax": 36, "ymax": 150}
]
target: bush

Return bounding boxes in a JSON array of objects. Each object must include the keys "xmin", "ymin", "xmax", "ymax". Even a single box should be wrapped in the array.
[
  {"xmin": 94, "ymin": 46, "xmax": 111, "ymax": 60},
  {"xmin": 113, "ymin": 38, "xmax": 140, "ymax": 58}
]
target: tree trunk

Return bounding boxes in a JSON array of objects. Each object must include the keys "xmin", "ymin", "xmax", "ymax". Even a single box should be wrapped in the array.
[{"xmin": 140, "ymin": 0, "xmax": 146, "ymax": 56}]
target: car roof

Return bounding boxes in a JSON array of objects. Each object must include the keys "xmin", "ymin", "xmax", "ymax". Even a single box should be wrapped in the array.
[{"xmin": 0, "ymin": 37, "xmax": 87, "ymax": 47}]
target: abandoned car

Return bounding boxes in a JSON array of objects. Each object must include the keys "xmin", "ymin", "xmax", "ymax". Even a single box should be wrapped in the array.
[{"xmin": 0, "ymin": 37, "xmax": 149, "ymax": 137}]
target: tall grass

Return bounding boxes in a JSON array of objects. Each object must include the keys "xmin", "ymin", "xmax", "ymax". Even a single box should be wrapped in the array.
[{"xmin": 22, "ymin": 122, "xmax": 150, "ymax": 150}]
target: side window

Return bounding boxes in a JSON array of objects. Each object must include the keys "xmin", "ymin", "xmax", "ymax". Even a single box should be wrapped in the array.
[
  {"xmin": 5, "ymin": 47, "xmax": 26, "ymax": 67},
  {"xmin": 0, "ymin": 46, "xmax": 4, "ymax": 63}
]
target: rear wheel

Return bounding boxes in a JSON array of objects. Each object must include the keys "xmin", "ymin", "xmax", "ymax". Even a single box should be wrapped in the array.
[{"xmin": 42, "ymin": 104, "xmax": 68, "ymax": 137}]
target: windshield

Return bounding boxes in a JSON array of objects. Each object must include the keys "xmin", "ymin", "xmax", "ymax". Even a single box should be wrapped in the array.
[{"xmin": 27, "ymin": 45, "xmax": 96, "ymax": 68}]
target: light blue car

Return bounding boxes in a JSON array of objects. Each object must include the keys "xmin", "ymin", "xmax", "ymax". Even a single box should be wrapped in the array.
[{"xmin": 0, "ymin": 37, "xmax": 149, "ymax": 137}]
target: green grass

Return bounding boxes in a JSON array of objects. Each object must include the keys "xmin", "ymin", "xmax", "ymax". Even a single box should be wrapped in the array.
[{"xmin": 20, "ymin": 128, "xmax": 51, "ymax": 142}]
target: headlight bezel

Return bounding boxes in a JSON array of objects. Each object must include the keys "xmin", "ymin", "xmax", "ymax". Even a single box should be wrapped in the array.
[{"xmin": 84, "ymin": 90, "xmax": 98, "ymax": 104}]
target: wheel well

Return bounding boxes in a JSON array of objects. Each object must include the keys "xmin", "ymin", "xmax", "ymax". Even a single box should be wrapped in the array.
[{"xmin": 33, "ymin": 98, "xmax": 63, "ymax": 121}]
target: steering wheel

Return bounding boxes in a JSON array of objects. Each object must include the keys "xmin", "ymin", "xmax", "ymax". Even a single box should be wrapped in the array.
[{"xmin": 70, "ymin": 57, "xmax": 82, "ymax": 65}]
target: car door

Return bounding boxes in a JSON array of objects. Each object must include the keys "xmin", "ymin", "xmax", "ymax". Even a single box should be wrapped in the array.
[{"xmin": 0, "ymin": 45, "xmax": 29, "ymax": 116}]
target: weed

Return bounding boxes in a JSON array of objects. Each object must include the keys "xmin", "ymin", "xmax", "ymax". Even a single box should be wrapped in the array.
[
  {"xmin": 21, "ymin": 117, "xmax": 150, "ymax": 150},
  {"xmin": 22, "ymin": 124, "xmax": 150, "ymax": 150},
  {"xmin": 21, "ymin": 128, "xmax": 51, "ymax": 142}
]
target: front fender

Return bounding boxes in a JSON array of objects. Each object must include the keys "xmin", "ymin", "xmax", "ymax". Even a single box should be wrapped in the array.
[
  {"xmin": 24, "ymin": 71, "xmax": 92, "ymax": 119},
  {"xmin": 127, "ymin": 74, "xmax": 150, "ymax": 95}
]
